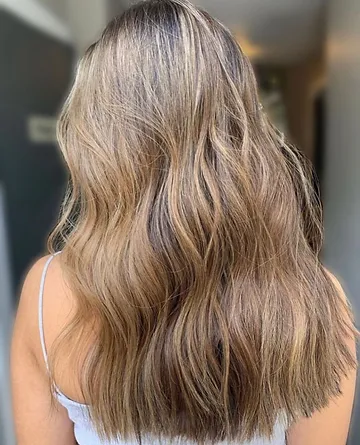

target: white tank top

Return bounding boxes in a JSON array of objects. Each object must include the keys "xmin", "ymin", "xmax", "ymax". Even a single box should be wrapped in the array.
[{"xmin": 38, "ymin": 254, "xmax": 288, "ymax": 445}]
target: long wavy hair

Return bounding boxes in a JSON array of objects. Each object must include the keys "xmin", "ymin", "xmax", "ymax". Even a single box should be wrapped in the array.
[{"xmin": 49, "ymin": 0, "xmax": 356, "ymax": 443}]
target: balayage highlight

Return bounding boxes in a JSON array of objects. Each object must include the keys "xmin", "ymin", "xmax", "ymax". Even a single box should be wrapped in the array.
[{"xmin": 49, "ymin": 0, "xmax": 356, "ymax": 443}]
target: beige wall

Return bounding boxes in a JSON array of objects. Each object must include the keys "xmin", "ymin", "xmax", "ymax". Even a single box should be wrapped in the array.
[
  {"xmin": 324, "ymin": 1, "xmax": 360, "ymax": 441},
  {"xmin": 283, "ymin": 51, "xmax": 326, "ymax": 161},
  {"xmin": 67, "ymin": 0, "xmax": 108, "ymax": 54},
  {"xmin": 36, "ymin": 0, "xmax": 68, "ymax": 22},
  {"xmin": 324, "ymin": 6, "xmax": 360, "ymax": 444}
]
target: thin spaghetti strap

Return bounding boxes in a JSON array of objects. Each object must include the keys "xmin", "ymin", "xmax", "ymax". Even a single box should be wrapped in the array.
[{"xmin": 38, "ymin": 252, "xmax": 61, "ymax": 371}]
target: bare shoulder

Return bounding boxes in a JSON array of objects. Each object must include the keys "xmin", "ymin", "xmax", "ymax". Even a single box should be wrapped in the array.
[
  {"xmin": 19, "ymin": 254, "xmax": 71, "ymax": 305},
  {"xmin": 15, "ymin": 253, "xmax": 93, "ymax": 404},
  {"xmin": 15, "ymin": 254, "xmax": 76, "ymax": 368},
  {"xmin": 11, "ymin": 254, "xmax": 78, "ymax": 443}
]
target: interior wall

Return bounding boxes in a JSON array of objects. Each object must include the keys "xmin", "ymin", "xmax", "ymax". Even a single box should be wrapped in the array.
[
  {"xmin": 67, "ymin": 0, "xmax": 108, "ymax": 54},
  {"xmin": 0, "ymin": 0, "xmax": 71, "ymax": 43},
  {"xmin": 15, "ymin": 0, "xmax": 111, "ymax": 55},
  {"xmin": 324, "ymin": 0, "xmax": 360, "ymax": 443},
  {"xmin": 108, "ymin": 0, "xmax": 131, "ymax": 18},
  {"xmin": 36, "ymin": 0, "xmax": 68, "ymax": 22},
  {"xmin": 283, "ymin": 51, "xmax": 326, "ymax": 161},
  {"xmin": 0, "ymin": 4, "xmax": 73, "ymax": 442},
  {"xmin": 0, "ymin": 186, "xmax": 15, "ymax": 445}
]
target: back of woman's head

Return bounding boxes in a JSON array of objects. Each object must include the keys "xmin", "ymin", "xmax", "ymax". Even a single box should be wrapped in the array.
[{"xmin": 50, "ymin": 0, "xmax": 356, "ymax": 443}]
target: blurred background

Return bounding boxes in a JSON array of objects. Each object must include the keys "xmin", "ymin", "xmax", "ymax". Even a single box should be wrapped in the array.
[{"xmin": 0, "ymin": 0, "xmax": 359, "ymax": 443}]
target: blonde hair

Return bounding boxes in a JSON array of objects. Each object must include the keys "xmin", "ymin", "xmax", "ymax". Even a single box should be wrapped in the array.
[{"xmin": 49, "ymin": 0, "xmax": 356, "ymax": 443}]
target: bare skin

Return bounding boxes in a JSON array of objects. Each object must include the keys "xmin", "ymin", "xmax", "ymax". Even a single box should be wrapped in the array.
[{"xmin": 11, "ymin": 255, "xmax": 357, "ymax": 445}]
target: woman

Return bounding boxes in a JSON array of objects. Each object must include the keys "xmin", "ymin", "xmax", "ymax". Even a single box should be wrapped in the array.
[{"xmin": 11, "ymin": 1, "xmax": 357, "ymax": 444}]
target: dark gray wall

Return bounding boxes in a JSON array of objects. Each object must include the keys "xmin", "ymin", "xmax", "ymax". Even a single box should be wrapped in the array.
[{"xmin": 0, "ymin": 10, "xmax": 73, "ymax": 291}]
